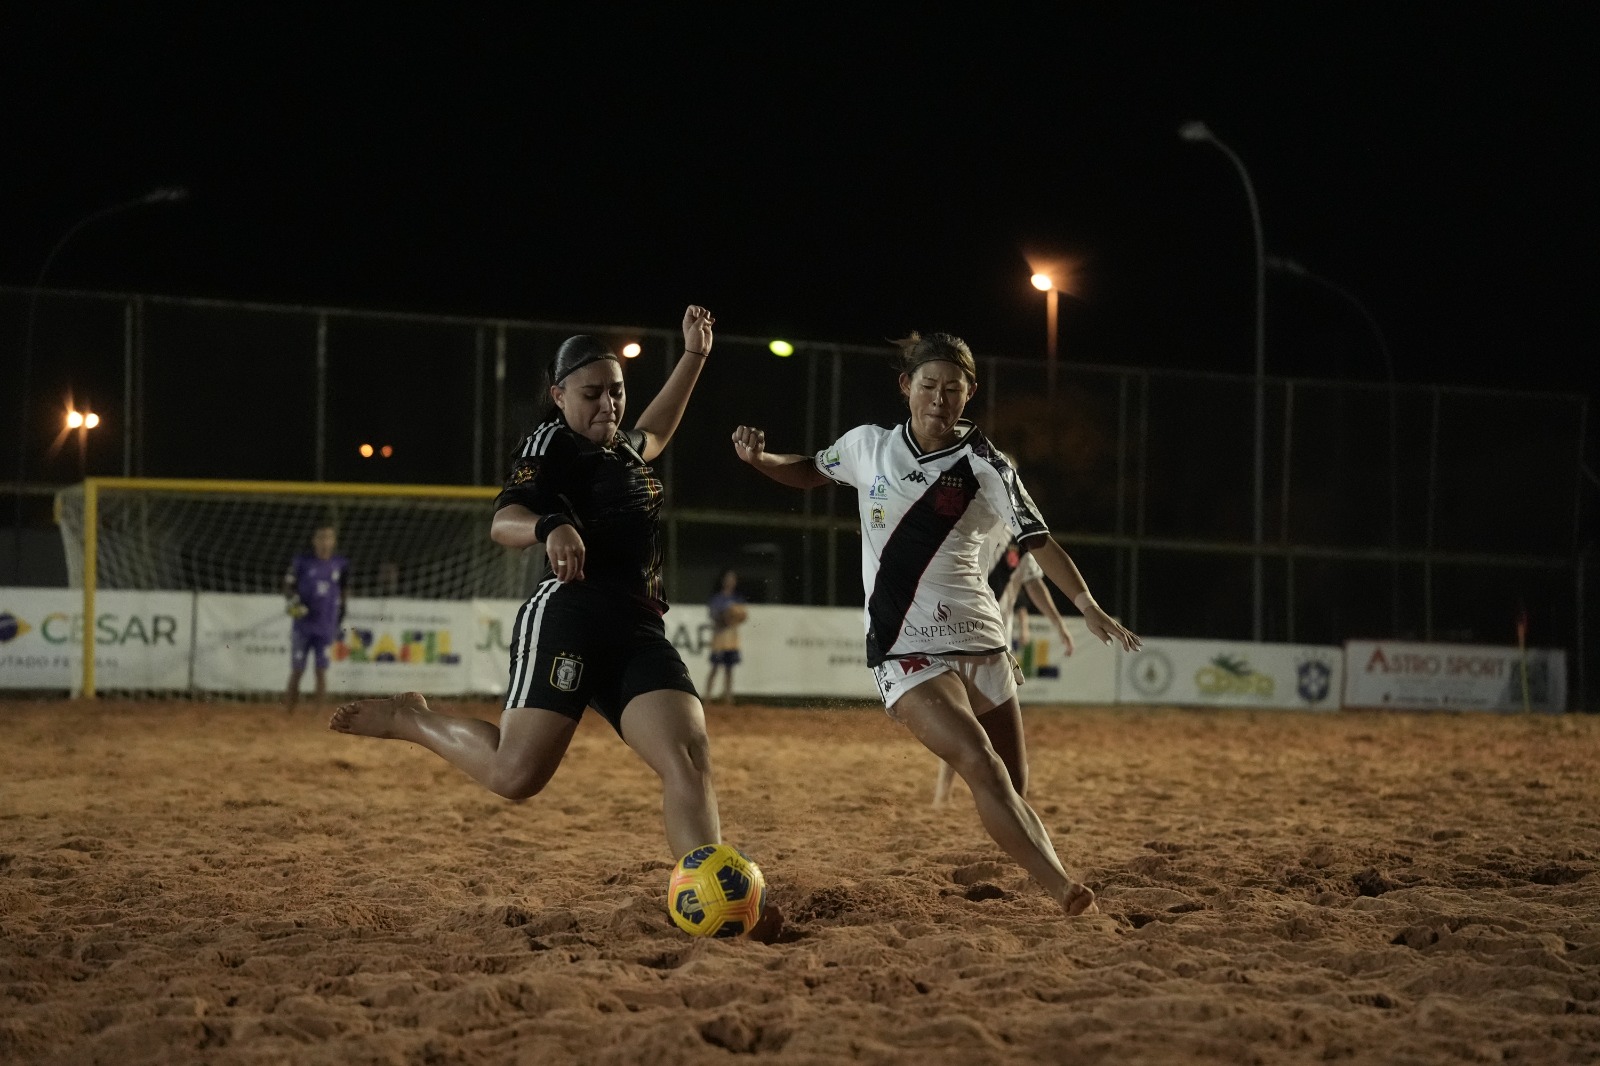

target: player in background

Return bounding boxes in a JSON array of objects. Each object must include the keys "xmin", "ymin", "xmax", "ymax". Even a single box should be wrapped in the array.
[
  {"xmin": 732, "ymin": 330, "xmax": 1139, "ymax": 917},
  {"xmin": 705, "ymin": 568, "xmax": 748, "ymax": 704},
  {"xmin": 329, "ymin": 307, "xmax": 777, "ymax": 937},
  {"xmin": 283, "ymin": 524, "xmax": 348, "ymax": 711},
  {"xmin": 932, "ymin": 519, "xmax": 1075, "ymax": 806}
]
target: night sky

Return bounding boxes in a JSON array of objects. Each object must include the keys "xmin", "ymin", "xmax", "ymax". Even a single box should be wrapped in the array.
[{"xmin": 4, "ymin": 5, "xmax": 1598, "ymax": 419}]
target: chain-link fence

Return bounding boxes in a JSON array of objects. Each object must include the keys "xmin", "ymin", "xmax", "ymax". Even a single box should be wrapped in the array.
[{"xmin": 5, "ymin": 286, "xmax": 1591, "ymax": 704}]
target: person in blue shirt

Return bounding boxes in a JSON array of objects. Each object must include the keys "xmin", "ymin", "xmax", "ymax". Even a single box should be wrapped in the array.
[
  {"xmin": 283, "ymin": 524, "xmax": 348, "ymax": 711},
  {"xmin": 705, "ymin": 568, "xmax": 748, "ymax": 703}
]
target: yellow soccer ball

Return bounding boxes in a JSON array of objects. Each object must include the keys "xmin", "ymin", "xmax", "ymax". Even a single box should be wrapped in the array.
[{"xmin": 667, "ymin": 843, "xmax": 766, "ymax": 938}]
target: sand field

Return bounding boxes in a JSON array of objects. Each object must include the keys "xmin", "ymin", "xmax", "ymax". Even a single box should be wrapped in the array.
[{"xmin": 2, "ymin": 698, "xmax": 1598, "ymax": 1064}]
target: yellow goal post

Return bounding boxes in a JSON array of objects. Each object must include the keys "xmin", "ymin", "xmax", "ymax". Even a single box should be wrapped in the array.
[{"xmin": 53, "ymin": 477, "xmax": 527, "ymax": 697}]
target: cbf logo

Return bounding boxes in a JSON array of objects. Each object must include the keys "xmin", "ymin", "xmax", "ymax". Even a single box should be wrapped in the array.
[
  {"xmin": 550, "ymin": 654, "xmax": 584, "ymax": 692},
  {"xmin": 868, "ymin": 475, "xmax": 890, "ymax": 499},
  {"xmin": 1296, "ymin": 656, "xmax": 1333, "ymax": 704}
]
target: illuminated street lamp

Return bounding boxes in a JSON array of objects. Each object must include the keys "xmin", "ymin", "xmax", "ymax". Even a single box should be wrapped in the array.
[
  {"xmin": 11, "ymin": 185, "xmax": 188, "ymax": 582},
  {"xmin": 1030, "ymin": 272, "xmax": 1058, "ymax": 364},
  {"xmin": 1180, "ymin": 120, "xmax": 1267, "ymax": 642},
  {"xmin": 64, "ymin": 404, "xmax": 100, "ymax": 479}
]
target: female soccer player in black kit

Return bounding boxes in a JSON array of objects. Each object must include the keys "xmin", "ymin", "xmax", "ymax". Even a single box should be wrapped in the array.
[{"xmin": 332, "ymin": 307, "xmax": 747, "ymax": 887}]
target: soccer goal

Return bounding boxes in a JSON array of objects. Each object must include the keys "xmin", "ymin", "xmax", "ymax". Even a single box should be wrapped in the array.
[{"xmin": 52, "ymin": 478, "xmax": 536, "ymax": 697}]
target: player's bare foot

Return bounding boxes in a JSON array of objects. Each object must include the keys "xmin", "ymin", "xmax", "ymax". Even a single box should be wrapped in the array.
[
  {"xmin": 329, "ymin": 691, "xmax": 430, "ymax": 738},
  {"xmin": 1060, "ymin": 881, "xmax": 1098, "ymax": 917}
]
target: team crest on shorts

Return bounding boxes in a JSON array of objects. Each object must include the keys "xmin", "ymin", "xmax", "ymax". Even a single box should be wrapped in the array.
[{"xmin": 550, "ymin": 654, "xmax": 584, "ymax": 692}]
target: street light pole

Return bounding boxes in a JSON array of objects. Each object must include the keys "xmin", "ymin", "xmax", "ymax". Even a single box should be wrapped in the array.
[
  {"xmin": 1030, "ymin": 272, "xmax": 1059, "ymax": 392},
  {"xmin": 1180, "ymin": 121, "xmax": 1266, "ymax": 642},
  {"xmin": 10, "ymin": 186, "xmax": 188, "ymax": 582},
  {"xmin": 1267, "ymin": 255, "xmax": 1402, "ymax": 637}
]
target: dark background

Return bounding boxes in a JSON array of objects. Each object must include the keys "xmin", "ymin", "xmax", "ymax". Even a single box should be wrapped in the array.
[
  {"xmin": 2, "ymin": 3, "xmax": 1596, "ymax": 700},
  {"xmin": 3, "ymin": 4, "xmax": 1595, "ymax": 398}
]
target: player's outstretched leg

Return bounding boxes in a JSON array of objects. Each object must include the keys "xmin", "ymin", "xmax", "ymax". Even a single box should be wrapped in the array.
[
  {"xmin": 894, "ymin": 674, "xmax": 1097, "ymax": 918},
  {"xmin": 330, "ymin": 692, "xmax": 578, "ymax": 800}
]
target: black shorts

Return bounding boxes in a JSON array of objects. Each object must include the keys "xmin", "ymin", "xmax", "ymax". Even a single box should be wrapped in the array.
[{"xmin": 502, "ymin": 579, "xmax": 698, "ymax": 735}]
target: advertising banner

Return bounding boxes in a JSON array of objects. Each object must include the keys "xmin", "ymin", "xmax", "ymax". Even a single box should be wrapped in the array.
[
  {"xmin": 716, "ymin": 605, "xmax": 880, "ymax": 700},
  {"xmin": 193, "ymin": 594, "xmax": 479, "ymax": 694},
  {"xmin": 1343, "ymin": 640, "xmax": 1567, "ymax": 713},
  {"xmin": 471, "ymin": 598, "xmax": 523, "ymax": 697},
  {"xmin": 1119, "ymin": 638, "xmax": 1344, "ymax": 710},
  {"xmin": 437, "ymin": 600, "xmax": 1124, "ymax": 705},
  {"xmin": 1014, "ymin": 618, "xmax": 1120, "ymax": 705},
  {"xmin": 0, "ymin": 588, "xmax": 192, "ymax": 691}
]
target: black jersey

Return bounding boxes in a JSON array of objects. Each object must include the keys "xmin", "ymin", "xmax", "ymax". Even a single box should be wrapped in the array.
[{"xmin": 495, "ymin": 418, "xmax": 668, "ymax": 611}]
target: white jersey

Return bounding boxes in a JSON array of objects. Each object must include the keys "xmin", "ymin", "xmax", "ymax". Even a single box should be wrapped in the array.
[
  {"xmin": 815, "ymin": 419, "xmax": 1049, "ymax": 666},
  {"xmin": 977, "ymin": 519, "xmax": 1045, "ymax": 641}
]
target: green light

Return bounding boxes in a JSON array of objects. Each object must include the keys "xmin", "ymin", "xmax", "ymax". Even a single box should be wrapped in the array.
[{"xmin": 768, "ymin": 339, "xmax": 795, "ymax": 357}]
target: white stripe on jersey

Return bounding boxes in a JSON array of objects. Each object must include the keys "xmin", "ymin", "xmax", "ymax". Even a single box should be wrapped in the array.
[
  {"xmin": 814, "ymin": 419, "xmax": 1050, "ymax": 665},
  {"xmin": 504, "ymin": 579, "xmax": 559, "ymax": 707},
  {"xmin": 522, "ymin": 420, "xmax": 561, "ymax": 457}
]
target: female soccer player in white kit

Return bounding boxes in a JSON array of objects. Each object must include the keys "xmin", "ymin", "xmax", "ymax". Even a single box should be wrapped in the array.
[{"xmin": 732, "ymin": 330, "xmax": 1139, "ymax": 917}]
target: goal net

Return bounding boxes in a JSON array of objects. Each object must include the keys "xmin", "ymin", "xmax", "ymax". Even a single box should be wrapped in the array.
[{"xmin": 50, "ymin": 478, "xmax": 540, "ymax": 698}]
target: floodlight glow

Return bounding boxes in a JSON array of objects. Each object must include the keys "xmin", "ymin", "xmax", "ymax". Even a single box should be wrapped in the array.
[
  {"xmin": 380, "ymin": 445, "xmax": 393, "ymax": 458},
  {"xmin": 768, "ymin": 339, "xmax": 794, "ymax": 357},
  {"xmin": 65, "ymin": 410, "xmax": 84, "ymax": 429},
  {"xmin": 1031, "ymin": 273, "xmax": 1054, "ymax": 291},
  {"xmin": 622, "ymin": 342, "xmax": 641, "ymax": 358},
  {"xmin": 84, "ymin": 412, "xmax": 100, "ymax": 429},
  {"xmin": 359, "ymin": 443, "xmax": 374, "ymax": 458}
]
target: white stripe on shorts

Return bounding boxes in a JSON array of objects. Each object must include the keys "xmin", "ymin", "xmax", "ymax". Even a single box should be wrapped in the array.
[{"xmin": 505, "ymin": 579, "xmax": 559, "ymax": 708}]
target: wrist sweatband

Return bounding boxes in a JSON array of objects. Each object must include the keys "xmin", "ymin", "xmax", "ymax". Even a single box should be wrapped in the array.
[{"xmin": 536, "ymin": 513, "xmax": 574, "ymax": 543}]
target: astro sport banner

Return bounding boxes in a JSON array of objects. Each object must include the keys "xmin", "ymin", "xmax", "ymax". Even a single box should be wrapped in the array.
[
  {"xmin": 1119, "ymin": 638, "xmax": 1345, "ymax": 710},
  {"xmin": 1343, "ymin": 640, "xmax": 1567, "ymax": 713}
]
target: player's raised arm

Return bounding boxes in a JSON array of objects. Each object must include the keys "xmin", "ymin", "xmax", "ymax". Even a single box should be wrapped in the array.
[
  {"xmin": 731, "ymin": 425, "xmax": 829, "ymax": 489},
  {"xmin": 634, "ymin": 305, "xmax": 715, "ymax": 462}
]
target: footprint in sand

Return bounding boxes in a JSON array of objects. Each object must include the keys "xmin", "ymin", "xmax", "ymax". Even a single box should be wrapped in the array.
[{"xmin": 951, "ymin": 861, "xmax": 1009, "ymax": 886}]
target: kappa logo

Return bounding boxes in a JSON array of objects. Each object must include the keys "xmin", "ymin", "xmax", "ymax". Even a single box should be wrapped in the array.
[
  {"xmin": 901, "ymin": 470, "xmax": 927, "ymax": 484},
  {"xmin": 550, "ymin": 654, "xmax": 584, "ymax": 692}
]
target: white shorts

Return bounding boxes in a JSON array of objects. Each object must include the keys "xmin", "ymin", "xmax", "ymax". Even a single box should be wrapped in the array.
[{"xmin": 871, "ymin": 651, "xmax": 1023, "ymax": 717}]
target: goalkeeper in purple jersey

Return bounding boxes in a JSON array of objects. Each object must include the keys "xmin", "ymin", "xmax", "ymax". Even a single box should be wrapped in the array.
[{"xmin": 282, "ymin": 524, "xmax": 348, "ymax": 711}]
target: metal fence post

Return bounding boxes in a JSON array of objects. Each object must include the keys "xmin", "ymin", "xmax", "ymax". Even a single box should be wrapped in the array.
[
  {"xmin": 1281, "ymin": 379, "xmax": 1295, "ymax": 642},
  {"xmin": 314, "ymin": 313, "xmax": 327, "ymax": 481}
]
